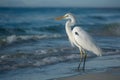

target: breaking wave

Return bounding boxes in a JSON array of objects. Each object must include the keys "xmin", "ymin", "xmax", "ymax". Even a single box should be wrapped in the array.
[
  {"xmin": 0, "ymin": 48, "xmax": 79, "ymax": 71},
  {"xmin": 0, "ymin": 34, "xmax": 62, "ymax": 46},
  {"xmin": 0, "ymin": 47, "xmax": 119, "ymax": 72},
  {"xmin": 0, "ymin": 24, "xmax": 64, "ymax": 35},
  {"xmin": 101, "ymin": 23, "xmax": 120, "ymax": 36},
  {"xmin": 91, "ymin": 23, "xmax": 120, "ymax": 36}
]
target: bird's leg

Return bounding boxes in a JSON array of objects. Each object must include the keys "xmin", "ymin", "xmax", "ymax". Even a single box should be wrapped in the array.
[
  {"xmin": 82, "ymin": 50, "xmax": 87, "ymax": 71},
  {"xmin": 77, "ymin": 49, "xmax": 83, "ymax": 71}
]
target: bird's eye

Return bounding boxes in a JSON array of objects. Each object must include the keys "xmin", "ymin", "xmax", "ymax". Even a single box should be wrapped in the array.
[
  {"xmin": 75, "ymin": 32, "xmax": 79, "ymax": 36},
  {"xmin": 66, "ymin": 15, "xmax": 69, "ymax": 17}
]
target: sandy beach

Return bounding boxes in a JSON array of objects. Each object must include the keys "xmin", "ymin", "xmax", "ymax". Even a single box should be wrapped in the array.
[{"xmin": 55, "ymin": 67, "xmax": 120, "ymax": 80}]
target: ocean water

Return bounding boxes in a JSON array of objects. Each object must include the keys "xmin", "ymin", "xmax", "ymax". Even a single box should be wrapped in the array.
[{"xmin": 0, "ymin": 7, "xmax": 120, "ymax": 80}]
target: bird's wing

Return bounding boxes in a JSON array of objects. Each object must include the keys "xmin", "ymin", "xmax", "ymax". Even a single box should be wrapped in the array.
[{"xmin": 72, "ymin": 26, "xmax": 102, "ymax": 56}]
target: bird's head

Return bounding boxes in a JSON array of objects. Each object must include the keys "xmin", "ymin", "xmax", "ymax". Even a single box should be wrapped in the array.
[
  {"xmin": 55, "ymin": 13, "xmax": 76, "ymax": 26},
  {"xmin": 55, "ymin": 13, "xmax": 75, "ymax": 21}
]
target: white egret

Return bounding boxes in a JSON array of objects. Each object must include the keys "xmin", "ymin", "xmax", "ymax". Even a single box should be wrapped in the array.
[{"xmin": 55, "ymin": 13, "xmax": 102, "ymax": 71}]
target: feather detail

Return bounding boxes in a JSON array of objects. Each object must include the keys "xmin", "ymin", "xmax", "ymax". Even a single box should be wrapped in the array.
[{"xmin": 72, "ymin": 27, "xmax": 102, "ymax": 56}]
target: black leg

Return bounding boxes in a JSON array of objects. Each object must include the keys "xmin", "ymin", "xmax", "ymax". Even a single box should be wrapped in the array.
[
  {"xmin": 82, "ymin": 53, "xmax": 87, "ymax": 71},
  {"xmin": 77, "ymin": 54, "xmax": 83, "ymax": 71},
  {"xmin": 77, "ymin": 49, "xmax": 83, "ymax": 71}
]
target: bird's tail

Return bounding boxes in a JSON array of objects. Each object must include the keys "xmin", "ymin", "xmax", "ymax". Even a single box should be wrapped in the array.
[{"xmin": 92, "ymin": 46, "xmax": 102, "ymax": 56}]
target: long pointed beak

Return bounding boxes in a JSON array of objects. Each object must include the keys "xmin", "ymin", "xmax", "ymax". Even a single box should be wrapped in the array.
[{"xmin": 55, "ymin": 16, "xmax": 65, "ymax": 20}]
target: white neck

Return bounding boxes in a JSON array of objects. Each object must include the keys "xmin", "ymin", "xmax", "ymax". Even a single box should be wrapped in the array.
[
  {"xmin": 69, "ymin": 16, "xmax": 76, "ymax": 26},
  {"xmin": 65, "ymin": 20, "xmax": 72, "ymax": 33},
  {"xmin": 65, "ymin": 16, "xmax": 76, "ymax": 36},
  {"xmin": 65, "ymin": 19, "xmax": 75, "ymax": 46}
]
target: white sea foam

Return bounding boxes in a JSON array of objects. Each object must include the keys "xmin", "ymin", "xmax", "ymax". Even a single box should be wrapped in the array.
[
  {"xmin": 42, "ymin": 57, "xmax": 59, "ymax": 63},
  {"xmin": 32, "ymin": 54, "xmax": 80, "ymax": 67},
  {"xmin": 0, "ymin": 49, "xmax": 120, "ymax": 71},
  {"xmin": 0, "ymin": 34, "xmax": 62, "ymax": 45},
  {"xmin": 6, "ymin": 35, "xmax": 17, "ymax": 44},
  {"xmin": 66, "ymin": 54, "xmax": 80, "ymax": 59}
]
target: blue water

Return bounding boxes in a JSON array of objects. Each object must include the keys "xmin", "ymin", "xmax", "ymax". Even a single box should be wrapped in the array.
[{"xmin": 0, "ymin": 7, "xmax": 120, "ymax": 80}]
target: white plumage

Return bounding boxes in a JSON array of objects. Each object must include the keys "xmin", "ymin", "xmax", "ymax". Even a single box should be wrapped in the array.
[
  {"xmin": 56, "ymin": 13, "xmax": 102, "ymax": 70},
  {"xmin": 72, "ymin": 27, "xmax": 102, "ymax": 56}
]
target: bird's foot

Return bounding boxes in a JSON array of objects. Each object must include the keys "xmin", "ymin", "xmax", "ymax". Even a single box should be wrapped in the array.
[{"xmin": 76, "ymin": 67, "xmax": 85, "ymax": 72}]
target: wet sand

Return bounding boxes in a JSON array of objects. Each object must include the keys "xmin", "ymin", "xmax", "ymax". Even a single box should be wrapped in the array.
[{"xmin": 55, "ymin": 67, "xmax": 120, "ymax": 80}]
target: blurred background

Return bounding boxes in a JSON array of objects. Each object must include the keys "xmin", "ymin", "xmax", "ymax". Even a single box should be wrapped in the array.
[{"xmin": 0, "ymin": 0, "xmax": 120, "ymax": 80}]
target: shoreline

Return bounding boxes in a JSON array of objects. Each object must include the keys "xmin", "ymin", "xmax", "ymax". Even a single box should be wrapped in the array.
[{"xmin": 54, "ymin": 67, "xmax": 120, "ymax": 80}]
